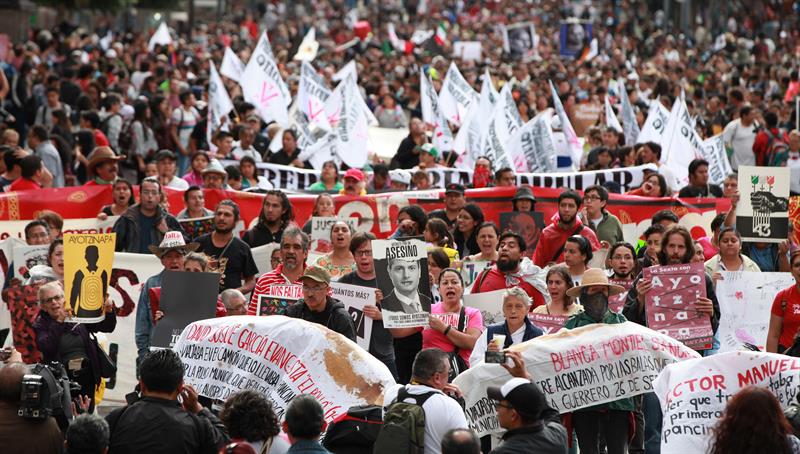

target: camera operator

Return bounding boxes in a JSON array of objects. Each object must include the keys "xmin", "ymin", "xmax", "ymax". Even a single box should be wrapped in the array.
[
  {"xmin": 0, "ymin": 347, "xmax": 64, "ymax": 453},
  {"xmin": 33, "ymin": 281, "xmax": 117, "ymax": 413}
]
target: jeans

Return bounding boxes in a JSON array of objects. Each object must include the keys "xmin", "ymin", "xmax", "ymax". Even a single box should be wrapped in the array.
[
  {"xmin": 642, "ymin": 392, "xmax": 662, "ymax": 454},
  {"xmin": 573, "ymin": 410, "xmax": 630, "ymax": 454}
]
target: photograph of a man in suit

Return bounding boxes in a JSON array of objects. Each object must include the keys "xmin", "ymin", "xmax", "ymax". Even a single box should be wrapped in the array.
[{"xmin": 381, "ymin": 256, "xmax": 431, "ymax": 314}]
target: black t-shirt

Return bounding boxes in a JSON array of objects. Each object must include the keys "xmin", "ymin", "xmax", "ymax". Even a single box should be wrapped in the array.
[
  {"xmin": 428, "ymin": 209, "xmax": 457, "ymax": 230},
  {"xmin": 339, "ymin": 271, "xmax": 395, "ymax": 362},
  {"xmin": 677, "ymin": 183, "xmax": 724, "ymax": 198},
  {"xmin": 195, "ymin": 234, "xmax": 258, "ymax": 291}
]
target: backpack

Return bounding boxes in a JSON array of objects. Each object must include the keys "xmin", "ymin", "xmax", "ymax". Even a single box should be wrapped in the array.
[
  {"xmin": 322, "ymin": 405, "xmax": 383, "ymax": 454},
  {"xmin": 372, "ymin": 387, "xmax": 437, "ymax": 454},
  {"xmin": 100, "ymin": 113, "xmax": 133, "ymax": 155},
  {"xmin": 761, "ymin": 128, "xmax": 789, "ymax": 167}
]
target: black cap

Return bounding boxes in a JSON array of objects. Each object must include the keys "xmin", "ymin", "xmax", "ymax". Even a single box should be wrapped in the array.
[
  {"xmin": 512, "ymin": 186, "xmax": 536, "ymax": 202},
  {"xmin": 487, "ymin": 378, "xmax": 547, "ymax": 420},
  {"xmin": 155, "ymin": 149, "xmax": 177, "ymax": 162},
  {"xmin": 444, "ymin": 183, "xmax": 465, "ymax": 195}
]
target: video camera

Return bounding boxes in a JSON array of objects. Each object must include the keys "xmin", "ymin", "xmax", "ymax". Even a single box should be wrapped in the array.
[{"xmin": 18, "ymin": 362, "xmax": 80, "ymax": 420}]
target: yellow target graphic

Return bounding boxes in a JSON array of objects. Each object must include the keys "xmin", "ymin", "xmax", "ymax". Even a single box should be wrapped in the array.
[{"xmin": 64, "ymin": 233, "xmax": 116, "ymax": 322}]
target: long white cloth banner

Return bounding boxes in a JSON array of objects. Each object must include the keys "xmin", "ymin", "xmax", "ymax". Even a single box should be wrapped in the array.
[
  {"xmin": 654, "ymin": 351, "xmax": 800, "ymax": 454},
  {"xmin": 453, "ymin": 321, "xmax": 699, "ymax": 437},
  {"xmin": 174, "ymin": 315, "xmax": 395, "ymax": 423}
]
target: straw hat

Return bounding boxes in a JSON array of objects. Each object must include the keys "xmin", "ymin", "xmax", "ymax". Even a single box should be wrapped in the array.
[
  {"xmin": 565, "ymin": 268, "xmax": 626, "ymax": 298},
  {"xmin": 86, "ymin": 146, "xmax": 124, "ymax": 176}
]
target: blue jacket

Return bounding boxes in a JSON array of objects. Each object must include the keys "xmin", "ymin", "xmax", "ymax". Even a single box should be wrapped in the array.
[
  {"xmin": 135, "ymin": 271, "xmax": 163, "ymax": 364},
  {"xmin": 486, "ymin": 317, "xmax": 544, "ymax": 348}
]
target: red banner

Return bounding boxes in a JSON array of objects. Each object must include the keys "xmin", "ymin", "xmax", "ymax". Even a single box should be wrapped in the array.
[{"xmin": 3, "ymin": 185, "xmax": 796, "ymax": 244}]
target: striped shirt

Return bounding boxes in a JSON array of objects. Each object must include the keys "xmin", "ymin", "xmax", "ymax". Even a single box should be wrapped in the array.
[{"xmin": 247, "ymin": 264, "xmax": 304, "ymax": 315}]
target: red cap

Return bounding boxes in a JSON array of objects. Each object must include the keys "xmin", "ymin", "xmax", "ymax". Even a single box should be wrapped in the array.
[{"xmin": 344, "ymin": 168, "xmax": 365, "ymax": 182}]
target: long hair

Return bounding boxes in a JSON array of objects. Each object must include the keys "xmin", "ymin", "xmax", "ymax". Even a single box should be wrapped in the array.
[
  {"xmin": 258, "ymin": 190, "xmax": 294, "ymax": 229},
  {"xmin": 426, "ymin": 217, "xmax": 453, "ymax": 248},
  {"xmin": 656, "ymin": 225, "xmax": 695, "ymax": 265},
  {"xmin": 708, "ymin": 386, "xmax": 792, "ymax": 454},
  {"xmin": 546, "ymin": 265, "xmax": 575, "ymax": 305}
]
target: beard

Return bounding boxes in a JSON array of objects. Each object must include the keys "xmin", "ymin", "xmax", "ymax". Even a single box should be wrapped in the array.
[
  {"xmin": 581, "ymin": 289, "xmax": 609, "ymax": 322},
  {"xmin": 497, "ymin": 257, "xmax": 520, "ymax": 273},
  {"xmin": 215, "ymin": 224, "xmax": 234, "ymax": 234}
]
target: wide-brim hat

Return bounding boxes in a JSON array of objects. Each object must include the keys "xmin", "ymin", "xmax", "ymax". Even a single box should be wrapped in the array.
[
  {"xmin": 512, "ymin": 186, "xmax": 536, "ymax": 202},
  {"xmin": 148, "ymin": 231, "xmax": 199, "ymax": 258},
  {"xmin": 565, "ymin": 268, "xmax": 625, "ymax": 298},
  {"xmin": 202, "ymin": 159, "xmax": 228, "ymax": 176},
  {"xmin": 87, "ymin": 146, "xmax": 124, "ymax": 175}
]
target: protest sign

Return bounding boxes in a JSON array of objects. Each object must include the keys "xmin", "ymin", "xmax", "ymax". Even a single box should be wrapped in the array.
[
  {"xmin": 453, "ymin": 321, "xmax": 699, "ymax": 437},
  {"xmin": 330, "ymin": 282, "xmax": 375, "ymax": 350},
  {"xmin": 654, "ymin": 351, "xmax": 800, "ymax": 454},
  {"xmin": 736, "ymin": 166, "xmax": 791, "ymax": 243},
  {"xmin": 174, "ymin": 315, "xmax": 396, "ymax": 423},
  {"xmin": 63, "ymin": 233, "xmax": 115, "ymax": 323},
  {"xmin": 528, "ymin": 313, "xmax": 568, "ymax": 334},
  {"xmin": 501, "ymin": 22, "xmax": 539, "ymax": 61},
  {"xmin": 453, "ymin": 41, "xmax": 481, "ymax": 61},
  {"xmin": 463, "ymin": 289, "xmax": 505, "ymax": 326},
  {"xmin": 559, "ymin": 20, "xmax": 592, "ymax": 58},
  {"xmin": 608, "ymin": 278, "xmax": 633, "ymax": 313},
  {"xmin": 374, "ymin": 239, "xmax": 431, "ymax": 328},
  {"xmin": 460, "ymin": 260, "xmax": 492, "ymax": 291},
  {"xmin": 644, "ymin": 262, "xmax": 713, "ymax": 350},
  {"xmin": 715, "ymin": 271, "xmax": 795, "ymax": 352},
  {"xmin": 4, "ymin": 282, "xmax": 43, "ymax": 363},
  {"xmin": 570, "ymin": 102, "xmax": 603, "ymax": 138},
  {"xmin": 152, "ymin": 271, "xmax": 219, "ymax": 349},
  {"xmin": 499, "ymin": 211, "xmax": 544, "ymax": 257},
  {"xmin": 12, "ymin": 244, "xmax": 49, "ymax": 282},
  {"xmin": 256, "ymin": 284, "xmax": 302, "ymax": 316},
  {"xmin": 179, "ymin": 216, "xmax": 214, "ymax": 241},
  {"xmin": 310, "ymin": 217, "xmax": 358, "ymax": 255},
  {"xmin": 505, "ymin": 111, "xmax": 558, "ymax": 173}
]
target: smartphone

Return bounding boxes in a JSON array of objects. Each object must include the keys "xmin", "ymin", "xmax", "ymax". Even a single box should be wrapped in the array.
[{"xmin": 485, "ymin": 351, "xmax": 507, "ymax": 364}]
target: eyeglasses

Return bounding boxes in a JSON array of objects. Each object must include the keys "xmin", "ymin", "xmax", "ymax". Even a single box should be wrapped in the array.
[
  {"xmin": 583, "ymin": 195, "xmax": 601, "ymax": 202},
  {"xmin": 355, "ymin": 250, "xmax": 373, "ymax": 257},
  {"xmin": 42, "ymin": 294, "xmax": 65, "ymax": 305}
]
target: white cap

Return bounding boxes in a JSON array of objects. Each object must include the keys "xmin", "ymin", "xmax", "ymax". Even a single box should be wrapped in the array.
[{"xmin": 389, "ymin": 169, "xmax": 411, "ymax": 185}]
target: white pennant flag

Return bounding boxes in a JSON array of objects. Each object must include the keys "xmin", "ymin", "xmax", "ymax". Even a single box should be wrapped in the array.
[
  {"xmin": 617, "ymin": 79, "xmax": 640, "ymax": 146},
  {"xmin": 660, "ymin": 97, "xmax": 702, "ymax": 189},
  {"xmin": 505, "ymin": 110, "xmax": 557, "ymax": 173},
  {"xmin": 207, "ymin": 64, "xmax": 234, "ymax": 152},
  {"xmin": 549, "ymin": 80, "xmax": 582, "ymax": 168},
  {"xmin": 605, "ymin": 95, "xmax": 623, "ymax": 133},
  {"xmin": 293, "ymin": 27, "xmax": 319, "ymax": 61},
  {"xmin": 481, "ymin": 84, "xmax": 523, "ymax": 171},
  {"xmin": 420, "ymin": 69, "xmax": 454, "ymax": 152},
  {"xmin": 297, "ymin": 61, "xmax": 332, "ymax": 132},
  {"xmin": 332, "ymin": 60, "xmax": 357, "ymax": 83},
  {"xmin": 220, "ymin": 47, "xmax": 245, "ymax": 82},
  {"xmin": 241, "ymin": 32, "xmax": 291, "ymax": 127},
  {"xmin": 636, "ymin": 98, "xmax": 671, "ymax": 144},
  {"xmin": 333, "ymin": 75, "xmax": 369, "ymax": 169},
  {"xmin": 148, "ymin": 22, "xmax": 172, "ymax": 51},
  {"xmin": 99, "ymin": 31, "xmax": 113, "ymax": 51},
  {"xmin": 455, "ymin": 70, "xmax": 499, "ymax": 168},
  {"xmin": 438, "ymin": 62, "xmax": 479, "ymax": 127},
  {"xmin": 698, "ymin": 134, "xmax": 733, "ymax": 186}
]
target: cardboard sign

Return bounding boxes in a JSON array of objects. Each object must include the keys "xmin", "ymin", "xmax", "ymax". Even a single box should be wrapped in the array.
[
  {"xmin": 559, "ymin": 20, "xmax": 592, "ymax": 58},
  {"xmin": 463, "ymin": 289, "xmax": 505, "ymax": 327},
  {"xmin": 310, "ymin": 217, "xmax": 358, "ymax": 255},
  {"xmin": 152, "ymin": 271, "xmax": 219, "ymax": 349},
  {"xmin": 12, "ymin": 244, "xmax": 49, "ymax": 282},
  {"xmin": 179, "ymin": 216, "xmax": 215, "ymax": 241},
  {"xmin": 502, "ymin": 22, "xmax": 539, "ymax": 62},
  {"xmin": 528, "ymin": 313, "xmax": 569, "ymax": 334},
  {"xmin": 256, "ymin": 284, "xmax": 302, "ymax": 316},
  {"xmin": 499, "ymin": 211, "xmax": 544, "ymax": 257},
  {"xmin": 571, "ymin": 102, "xmax": 603, "ymax": 137},
  {"xmin": 608, "ymin": 278, "xmax": 633, "ymax": 313},
  {"xmin": 374, "ymin": 239, "xmax": 432, "ymax": 328},
  {"xmin": 63, "ymin": 233, "xmax": 115, "ymax": 323},
  {"xmin": 644, "ymin": 263, "xmax": 712, "ymax": 350},
  {"xmin": 461, "ymin": 260, "xmax": 492, "ymax": 291},
  {"xmin": 736, "ymin": 166, "xmax": 791, "ymax": 243},
  {"xmin": 330, "ymin": 282, "xmax": 375, "ymax": 351}
]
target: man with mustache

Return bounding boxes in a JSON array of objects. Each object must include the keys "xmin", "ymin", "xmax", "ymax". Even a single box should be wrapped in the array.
[
  {"xmin": 532, "ymin": 190, "xmax": 601, "ymax": 268},
  {"xmin": 471, "ymin": 232, "xmax": 547, "ymax": 309},
  {"xmin": 196, "ymin": 200, "xmax": 257, "ymax": 294},
  {"xmin": 248, "ymin": 226, "xmax": 308, "ymax": 315}
]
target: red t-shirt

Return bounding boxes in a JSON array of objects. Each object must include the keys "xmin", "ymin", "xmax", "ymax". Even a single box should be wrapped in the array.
[
  {"xmin": 471, "ymin": 266, "xmax": 546, "ymax": 308},
  {"xmin": 94, "ymin": 129, "xmax": 110, "ymax": 147},
  {"xmin": 8, "ymin": 178, "xmax": 40, "ymax": 192},
  {"xmin": 770, "ymin": 286, "xmax": 800, "ymax": 348}
]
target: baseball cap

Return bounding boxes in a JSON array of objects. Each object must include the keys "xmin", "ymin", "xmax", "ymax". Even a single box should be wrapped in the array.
[
  {"xmin": 389, "ymin": 169, "xmax": 411, "ymax": 185},
  {"xmin": 487, "ymin": 378, "xmax": 547, "ymax": 420},
  {"xmin": 343, "ymin": 168, "xmax": 365, "ymax": 182},
  {"xmin": 444, "ymin": 183, "xmax": 465, "ymax": 195},
  {"xmin": 419, "ymin": 143, "xmax": 439, "ymax": 159},
  {"xmin": 155, "ymin": 149, "xmax": 177, "ymax": 162},
  {"xmin": 301, "ymin": 265, "xmax": 331, "ymax": 285}
]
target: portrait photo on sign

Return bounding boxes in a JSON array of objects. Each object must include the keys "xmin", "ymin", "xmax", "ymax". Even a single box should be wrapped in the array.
[
  {"xmin": 502, "ymin": 22, "xmax": 539, "ymax": 61},
  {"xmin": 63, "ymin": 233, "xmax": 115, "ymax": 323},
  {"xmin": 559, "ymin": 20, "xmax": 592, "ymax": 58},
  {"xmin": 499, "ymin": 211, "xmax": 544, "ymax": 257},
  {"xmin": 373, "ymin": 239, "xmax": 431, "ymax": 328}
]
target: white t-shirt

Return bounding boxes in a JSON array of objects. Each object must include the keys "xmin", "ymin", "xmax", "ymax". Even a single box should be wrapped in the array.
[
  {"xmin": 165, "ymin": 175, "xmax": 190, "ymax": 190},
  {"xmin": 722, "ymin": 119, "xmax": 757, "ymax": 171},
  {"xmin": 383, "ymin": 384, "xmax": 468, "ymax": 454},
  {"xmin": 787, "ymin": 151, "xmax": 800, "ymax": 194},
  {"xmin": 171, "ymin": 106, "xmax": 200, "ymax": 149}
]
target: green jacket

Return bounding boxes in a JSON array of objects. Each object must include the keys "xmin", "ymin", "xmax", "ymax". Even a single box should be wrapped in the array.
[
  {"xmin": 584, "ymin": 211, "xmax": 624, "ymax": 245},
  {"xmin": 564, "ymin": 310, "xmax": 635, "ymax": 412}
]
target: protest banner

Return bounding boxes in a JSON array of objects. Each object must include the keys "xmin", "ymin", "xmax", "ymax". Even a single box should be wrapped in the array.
[
  {"xmin": 463, "ymin": 289, "xmax": 505, "ymax": 326},
  {"xmin": 152, "ymin": 271, "xmax": 220, "ymax": 349},
  {"xmin": 330, "ymin": 282, "xmax": 375, "ymax": 350},
  {"xmin": 453, "ymin": 321, "xmax": 699, "ymax": 437},
  {"xmin": 482, "ymin": 84, "xmax": 523, "ymax": 171},
  {"xmin": 528, "ymin": 313, "xmax": 568, "ymax": 334},
  {"xmin": 331, "ymin": 75, "xmax": 372, "ymax": 169},
  {"xmin": 605, "ymin": 95, "xmax": 623, "ymax": 132},
  {"xmin": 173, "ymin": 315, "xmax": 396, "ymax": 423},
  {"xmin": 460, "ymin": 260, "xmax": 492, "ymax": 291},
  {"xmin": 310, "ymin": 217, "xmax": 358, "ymax": 255},
  {"xmin": 617, "ymin": 80, "xmax": 641, "ymax": 146},
  {"xmin": 179, "ymin": 216, "xmax": 214, "ymax": 241},
  {"xmin": 297, "ymin": 60, "xmax": 332, "ymax": 131},
  {"xmin": 644, "ymin": 262, "xmax": 713, "ymax": 350},
  {"xmin": 220, "ymin": 46, "xmax": 245, "ymax": 82},
  {"xmin": 559, "ymin": 20, "xmax": 592, "ymax": 58},
  {"xmin": 374, "ymin": 239, "xmax": 431, "ymax": 328},
  {"xmin": 608, "ymin": 278, "xmax": 633, "ymax": 313},
  {"xmin": 499, "ymin": 211, "xmax": 544, "ymax": 257},
  {"xmin": 715, "ymin": 271, "xmax": 795, "ymax": 352},
  {"xmin": 659, "ymin": 97, "xmax": 702, "ymax": 190},
  {"xmin": 736, "ymin": 166, "xmax": 791, "ymax": 243},
  {"xmin": 12, "ymin": 244, "xmax": 49, "ymax": 282},
  {"xmin": 256, "ymin": 284, "xmax": 302, "ymax": 316},
  {"xmin": 505, "ymin": 111, "xmax": 558, "ymax": 173},
  {"xmin": 207, "ymin": 63, "xmax": 234, "ymax": 151},
  {"xmin": 63, "ymin": 233, "xmax": 115, "ymax": 323},
  {"xmin": 654, "ymin": 351, "xmax": 800, "ymax": 454},
  {"xmin": 549, "ymin": 80, "xmax": 583, "ymax": 166},
  {"xmin": 501, "ymin": 22, "xmax": 539, "ymax": 61}
]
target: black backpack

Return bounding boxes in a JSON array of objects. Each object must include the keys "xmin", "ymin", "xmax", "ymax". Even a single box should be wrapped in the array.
[
  {"xmin": 372, "ymin": 387, "xmax": 436, "ymax": 454},
  {"xmin": 322, "ymin": 405, "xmax": 383, "ymax": 454}
]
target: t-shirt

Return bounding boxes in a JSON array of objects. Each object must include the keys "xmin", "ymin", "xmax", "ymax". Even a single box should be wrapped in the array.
[
  {"xmin": 428, "ymin": 209, "xmax": 457, "ymax": 230},
  {"xmin": 422, "ymin": 303, "xmax": 483, "ymax": 366},
  {"xmin": 195, "ymin": 234, "xmax": 258, "ymax": 291},
  {"xmin": 722, "ymin": 119, "xmax": 757, "ymax": 171},
  {"xmin": 171, "ymin": 106, "xmax": 200, "ymax": 149},
  {"xmin": 338, "ymin": 271, "xmax": 395, "ymax": 363},
  {"xmin": 771, "ymin": 286, "xmax": 800, "ymax": 349}
]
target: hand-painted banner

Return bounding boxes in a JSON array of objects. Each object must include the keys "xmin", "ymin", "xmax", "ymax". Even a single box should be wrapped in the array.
[
  {"xmin": 654, "ymin": 351, "xmax": 800, "ymax": 454},
  {"xmin": 715, "ymin": 271, "xmax": 795, "ymax": 352},
  {"xmin": 453, "ymin": 322, "xmax": 700, "ymax": 437},
  {"xmin": 174, "ymin": 315, "xmax": 395, "ymax": 423},
  {"xmin": 528, "ymin": 313, "xmax": 568, "ymax": 334}
]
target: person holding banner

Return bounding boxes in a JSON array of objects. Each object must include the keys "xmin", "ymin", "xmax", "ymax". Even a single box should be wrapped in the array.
[
  {"xmin": 176, "ymin": 186, "xmax": 214, "ymax": 219},
  {"xmin": 677, "ymin": 159, "xmax": 724, "ymax": 198},
  {"xmin": 248, "ymin": 226, "xmax": 308, "ymax": 315},
  {"xmin": 469, "ymin": 287, "xmax": 543, "ymax": 366},
  {"xmin": 243, "ymin": 190, "xmax": 295, "ymax": 248},
  {"xmin": 97, "ymin": 179, "xmax": 135, "ymax": 219},
  {"xmin": 285, "ymin": 265, "xmax": 356, "ymax": 342},
  {"xmin": 626, "ymin": 172, "xmax": 668, "ymax": 198},
  {"xmin": 767, "ymin": 250, "xmax": 800, "ymax": 353},
  {"xmin": 533, "ymin": 190, "xmax": 601, "ymax": 268}
]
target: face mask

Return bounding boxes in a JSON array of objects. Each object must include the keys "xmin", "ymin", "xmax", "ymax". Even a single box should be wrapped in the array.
[{"xmin": 581, "ymin": 288, "xmax": 609, "ymax": 322}]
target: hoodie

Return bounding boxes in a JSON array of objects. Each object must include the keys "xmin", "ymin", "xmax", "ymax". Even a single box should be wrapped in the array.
[{"xmin": 532, "ymin": 214, "xmax": 601, "ymax": 268}]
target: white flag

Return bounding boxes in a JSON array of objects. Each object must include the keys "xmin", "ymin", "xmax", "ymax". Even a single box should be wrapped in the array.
[
  {"xmin": 605, "ymin": 95, "xmax": 623, "ymax": 133},
  {"xmin": 297, "ymin": 61, "xmax": 332, "ymax": 132},
  {"xmin": 549, "ymin": 80, "xmax": 582, "ymax": 168},
  {"xmin": 636, "ymin": 98, "xmax": 670, "ymax": 144},
  {"xmin": 207, "ymin": 64, "xmax": 234, "ymax": 152},
  {"xmin": 220, "ymin": 47, "xmax": 245, "ymax": 82},
  {"xmin": 505, "ymin": 110, "xmax": 557, "ymax": 173},
  {"xmin": 455, "ymin": 70, "xmax": 499, "ymax": 168},
  {"xmin": 420, "ymin": 70, "xmax": 454, "ymax": 152},
  {"xmin": 660, "ymin": 97, "xmax": 702, "ymax": 189},
  {"xmin": 438, "ymin": 62, "xmax": 479, "ymax": 127},
  {"xmin": 617, "ymin": 79, "xmax": 640, "ymax": 146},
  {"xmin": 332, "ymin": 60, "xmax": 357, "ymax": 83},
  {"xmin": 482, "ymin": 84, "xmax": 523, "ymax": 171},
  {"xmin": 699, "ymin": 134, "xmax": 733, "ymax": 186},
  {"xmin": 148, "ymin": 22, "xmax": 172, "ymax": 51},
  {"xmin": 293, "ymin": 27, "xmax": 319, "ymax": 61},
  {"xmin": 241, "ymin": 32, "xmax": 291, "ymax": 127},
  {"xmin": 333, "ymin": 75, "xmax": 369, "ymax": 169}
]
